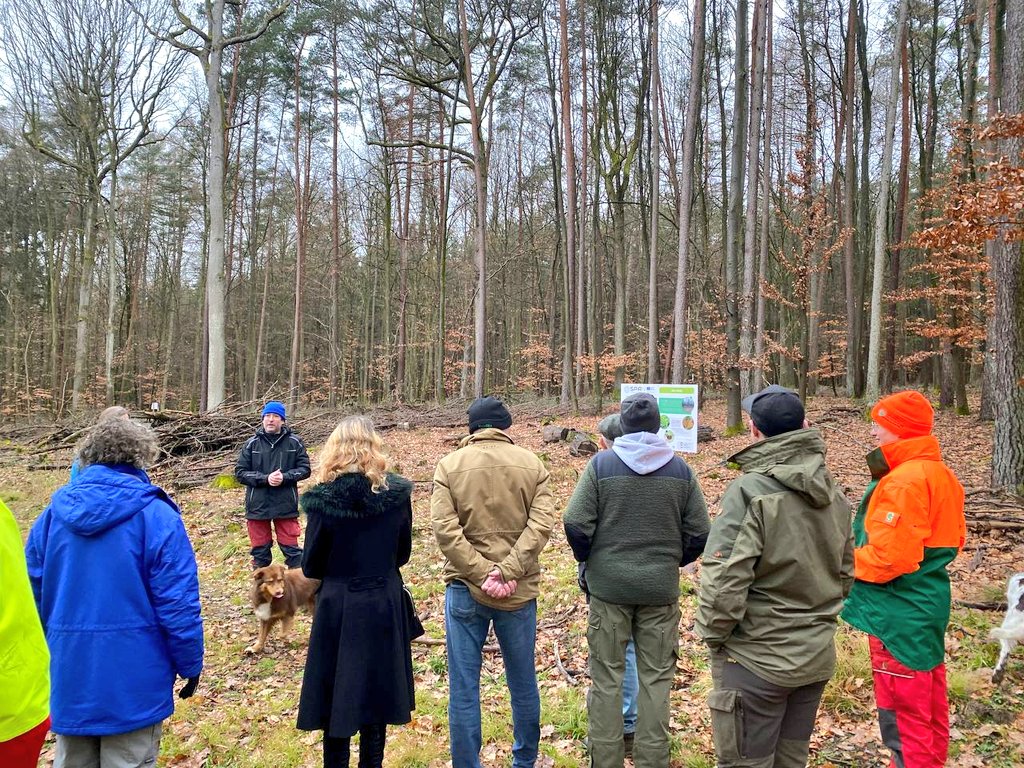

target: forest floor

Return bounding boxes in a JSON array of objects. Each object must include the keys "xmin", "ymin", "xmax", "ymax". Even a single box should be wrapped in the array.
[{"xmin": 3, "ymin": 394, "xmax": 1023, "ymax": 768}]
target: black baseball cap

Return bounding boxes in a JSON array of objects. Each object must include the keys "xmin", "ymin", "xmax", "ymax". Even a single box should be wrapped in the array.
[{"xmin": 740, "ymin": 384, "xmax": 805, "ymax": 437}]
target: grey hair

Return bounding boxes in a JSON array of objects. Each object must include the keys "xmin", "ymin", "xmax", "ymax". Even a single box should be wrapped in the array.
[{"xmin": 77, "ymin": 418, "xmax": 160, "ymax": 469}]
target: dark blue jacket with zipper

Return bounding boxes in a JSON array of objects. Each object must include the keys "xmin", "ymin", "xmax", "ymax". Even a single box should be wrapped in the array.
[{"xmin": 235, "ymin": 426, "xmax": 311, "ymax": 520}]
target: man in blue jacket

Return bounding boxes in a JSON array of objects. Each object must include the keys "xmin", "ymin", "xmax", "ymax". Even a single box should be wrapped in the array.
[
  {"xmin": 25, "ymin": 417, "xmax": 203, "ymax": 768},
  {"xmin": 236, "ymin": 401, "xmax": 311, "ymax": 568}
]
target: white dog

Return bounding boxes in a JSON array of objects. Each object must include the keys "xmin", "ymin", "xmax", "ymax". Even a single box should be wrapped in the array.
[{"xmin": 990, "ymin": 572, "xmax": 1024, "ymax": 684}]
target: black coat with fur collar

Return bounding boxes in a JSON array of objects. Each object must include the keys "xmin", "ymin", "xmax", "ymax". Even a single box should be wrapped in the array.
[{"xmin": 296, "ymin": 472, "xmax": 416, "ymax": 737}]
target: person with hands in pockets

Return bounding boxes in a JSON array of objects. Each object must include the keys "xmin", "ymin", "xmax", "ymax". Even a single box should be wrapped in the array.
[
  {"xmin": 431, "ymin": 396, "xmax": 555, "ymax": 768},
  {"xmin": 236, "ymin": 400, "xmax": 311, "ymax": 568}
]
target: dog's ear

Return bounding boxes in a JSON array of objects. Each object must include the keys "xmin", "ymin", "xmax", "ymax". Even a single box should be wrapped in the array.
[{"xmin": 253, "ymin": 567, "xmax": 266, "ymax": 583}]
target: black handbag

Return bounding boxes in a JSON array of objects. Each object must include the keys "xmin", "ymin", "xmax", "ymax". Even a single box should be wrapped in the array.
[{"xmin": 402, "ymin": 584, "xmax": 425, "ymax": 639}]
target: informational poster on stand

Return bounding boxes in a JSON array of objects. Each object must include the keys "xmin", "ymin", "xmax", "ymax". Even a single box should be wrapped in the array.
[{"xmin": 620, "ymin": 383, "xmax": 699, "ymax": 453}]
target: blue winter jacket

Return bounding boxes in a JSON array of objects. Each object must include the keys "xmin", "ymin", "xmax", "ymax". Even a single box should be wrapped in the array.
[{"xmin": 25, "ymin": 464, "xmax": 204, "ymax": 736}]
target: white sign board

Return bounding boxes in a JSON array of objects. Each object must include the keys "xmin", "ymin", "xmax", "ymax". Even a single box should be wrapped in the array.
[{"xmin": 620, "ymin": 383, "xmax": 699, "ymax": 453}]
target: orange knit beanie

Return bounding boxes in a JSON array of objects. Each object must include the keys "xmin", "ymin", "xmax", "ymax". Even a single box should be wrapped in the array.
[{"xmin": 871, "ymin": 390, "xmax": 934, "ymax": 438}]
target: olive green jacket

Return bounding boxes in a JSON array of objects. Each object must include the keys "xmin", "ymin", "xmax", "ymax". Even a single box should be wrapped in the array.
[
  {"xmin": 431, "ymin": 429, "xmax": 555, "ymax": 610},
  {"xmin": 696, "ymin": 428, "xmax": 854, "ymax": 687}
]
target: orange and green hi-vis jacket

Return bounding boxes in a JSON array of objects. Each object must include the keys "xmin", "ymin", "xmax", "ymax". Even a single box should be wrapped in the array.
[{"xmin": 841, "ymin": 435, "xmax": 966, "ymax": 671}]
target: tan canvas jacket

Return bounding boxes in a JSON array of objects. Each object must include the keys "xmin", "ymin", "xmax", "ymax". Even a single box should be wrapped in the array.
[{"xmin": 430, "ymin": 428, "xmax": 555, "ymax": 610}]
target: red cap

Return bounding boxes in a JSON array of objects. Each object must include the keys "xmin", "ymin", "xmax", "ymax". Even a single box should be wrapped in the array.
[{"xmin": 871, "ymin": 391, "xmax": 934, "ymax": 438}]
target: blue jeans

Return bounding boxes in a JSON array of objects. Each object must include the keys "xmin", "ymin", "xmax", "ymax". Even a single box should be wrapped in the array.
[
  {"xmin": 623, "ymin": 638, "xmax": 638, "ymax": 734},
  {"xmin": 445, "ymin": 582, "xmax": 540, "ymax": 768}
]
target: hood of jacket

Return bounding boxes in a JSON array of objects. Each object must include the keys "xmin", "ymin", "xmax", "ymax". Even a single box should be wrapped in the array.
[
  {"xmin": 612, "ymin": 432, "xmax": 675, "ymax": 475},
  {"xmin": 302, "ymin": 472, "xmax": 413, "ymax": 519},
  {"xmin": 727, "ymin": 427, "xmax": 834, "ymax": 508},
  {"xmin": 52, "ymin": 463, "xmax": 170, "ymax": 536}
]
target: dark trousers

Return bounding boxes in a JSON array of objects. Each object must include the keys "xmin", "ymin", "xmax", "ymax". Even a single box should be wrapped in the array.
[
  {"xmin": 247, "ymin": 517, "xmax": 302, "ymax": 568},
  {"xmin": 708, "ymin": 651, "xmax": 827, "ymax": 768},
  {"xmin": 323, "ymin": 724, "xmax": 386, "ymax": 768}
]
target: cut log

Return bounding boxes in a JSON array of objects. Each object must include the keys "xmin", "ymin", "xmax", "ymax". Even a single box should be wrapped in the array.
[{"xmin": 543, "ymin": 425, "xmax": 570, "ymax": 443}]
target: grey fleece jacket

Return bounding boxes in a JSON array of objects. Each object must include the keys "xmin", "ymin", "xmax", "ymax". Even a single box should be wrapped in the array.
[{"xmin": 563, "ymin": 433, "xmax": 710, "ymax": 606}]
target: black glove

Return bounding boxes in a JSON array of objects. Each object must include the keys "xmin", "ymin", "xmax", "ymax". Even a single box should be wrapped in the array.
[
  {"xmin": 178, "ymin": 674, "xmax": 200, "ymax": 699},
  {"xmin": 576, "ymin": 562, "xmax": 589, "ymax": 596}
]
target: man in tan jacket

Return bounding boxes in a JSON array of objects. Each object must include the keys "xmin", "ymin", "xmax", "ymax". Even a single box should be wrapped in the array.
[{"xmin": 431, "ymin": 396, "xmax": 555, "ymax": 768}]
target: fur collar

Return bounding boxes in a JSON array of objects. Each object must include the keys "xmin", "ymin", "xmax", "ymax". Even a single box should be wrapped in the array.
[{"xmin": 300, "ymin": 472, "xmax": 412, "ymax": 519}]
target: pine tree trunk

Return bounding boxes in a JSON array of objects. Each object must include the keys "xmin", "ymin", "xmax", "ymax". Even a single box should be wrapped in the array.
[{"xmin": 990, "ymin": 0, "xmax": 1024, "ymax": 490}]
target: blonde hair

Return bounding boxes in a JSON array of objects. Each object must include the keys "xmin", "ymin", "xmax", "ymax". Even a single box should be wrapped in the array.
[{"xmin": 313, "ymin": 415, "xmax": 390, "ymax": 491}]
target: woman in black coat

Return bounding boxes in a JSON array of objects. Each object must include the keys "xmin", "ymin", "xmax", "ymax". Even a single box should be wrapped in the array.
[{"xmin": 297, "ymin": 416, "xmax": 420, "ymax": 768}]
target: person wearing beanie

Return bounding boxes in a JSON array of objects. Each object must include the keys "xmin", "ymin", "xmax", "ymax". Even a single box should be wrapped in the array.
[
  {"xmin": 696, "ymin": 385, "xmax": 853, "ymax": 768},
  {"xmin": 842, "ymin": 390, "xmax": 965, "ymax": 768},
  {"xmin": 431, "ymin": 396, "xmax": 555, "ymax": 768},
  {"xmin": 564, "ymin": 394, "xmax": 710, "ymax": 768},
  {"xmin": 235, "ymin": 400, "xmax": 311, "ymax": 568},
  {"xmin": 574, "ymin": 413, "xmax": 641, "ymax": 759}
]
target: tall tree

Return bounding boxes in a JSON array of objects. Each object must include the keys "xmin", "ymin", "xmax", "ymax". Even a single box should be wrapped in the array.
[
  {"xmin": 3, "ymin": 0, "xmax": 183, "ymax": 410},
  {"xmin": 647, "ymin": 0, "xmax": 661, "ymax": 382},
  {"xmin": 153, "ymin": 0, "xmax": 289, "ymax": 410},
  {"xmin": 740, "ymin": 0, "xmax": 769, "ymax": 395},
  {"xmin": 671, "ymin": 0, "xmax": 706, "ymax": 384},
  {"xmin": 990, "ymin": 0, "xmax": 1024, "ymax": 490},
  {"xmin": 725, "ymin": 0, "xmax": 749, "ymax": 426},
  {"xmin": 866, "ymin": 0, "xmax": 909, "ymax": 403}
]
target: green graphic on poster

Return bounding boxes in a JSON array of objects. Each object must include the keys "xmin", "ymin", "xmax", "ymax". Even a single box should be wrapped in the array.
[{"xmin": 620, "ymin": 383, "xmax": 700, "ymax": 453}]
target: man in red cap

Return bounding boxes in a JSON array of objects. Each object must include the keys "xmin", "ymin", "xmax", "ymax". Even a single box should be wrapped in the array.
[{"xmin": 842, "ymin": 390, "xmax": 966, "ymax": 768}]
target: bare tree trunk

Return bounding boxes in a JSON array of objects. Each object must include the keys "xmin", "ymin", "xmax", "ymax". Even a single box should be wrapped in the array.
[
  {"xmin": 205, "ymin": 0, "xmax": 228, "ymax": 411},
  {"xmin": 843, "ymin": 0, "xmax": 858, "ymax": 397},
  {"xmin": 104, "ymin": 173, "xmax": 118, "ymax": 404},
  {"xmin": 753, "ymin": 0, "xmax": 773, "ymax": 389},
  {"xmin": 557, "ymin": 0, "xmax": 577, "ymax": 404},
  {"xmin": 396, "ymin": 85, "xmax": 415, "ymax": 402},
  {"xmin": 647, "ymin": 0, "xmax": 661, "ymax": 382},
  {"xmin": 887, "ymin": 23, "xmax": 911, "ymax": 396},
  {"xmin": 866, "ymin": 0, "xmax": 909, "ymax": 403},
  {"xmin": 288, "ymin": 34, "xmax": 308, "ymax": 412},
  {"xmin": 740, "ymin": 0, "xmax": 768, "ymax": 397},
  {"xmin": 671, "ymin": 0, "xmax": 705, "ymax": 384},
  {"xmin": 980, "ymin": 0, "xmax": 1005, "ymax": 421},
  {"xmin": 724, "ymin": 0, "xmax": 749, "ymax": 427},
  {"xmin": 575, "ymin": 0, "xmax": 589, "ymax": 397},
  {"xmin": 990, "ymin": 0, "xmax": 1022, "ymax": 489},
  {"xmin": 458, "ymin": 0, "xmax": 487, "ymax": 398},
  {"xmin": 329, "ymin": 24, "xmax": 341, "ymax": 409},
  {"xmin": 71, "ymin": 193, "xmax": 98, "ymax": 411}
]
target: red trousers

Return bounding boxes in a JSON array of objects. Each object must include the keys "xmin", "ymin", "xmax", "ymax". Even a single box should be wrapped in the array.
[
  {"xmin": 0, "ymin": 716, "xmax": 50, "ymax": 768},
  {"xmin": 246, "ymin": 517, "xmax": 300, "ymax": 547},
  {"xmin": 869, "ymin": 636, "xmax": 949, "ymax": 768}
]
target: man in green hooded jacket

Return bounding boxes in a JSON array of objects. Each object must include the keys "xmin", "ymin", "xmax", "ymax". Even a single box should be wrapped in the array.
[{"xmin": 696, "ymin": 385, "xmax": 854, "ymax": 768}]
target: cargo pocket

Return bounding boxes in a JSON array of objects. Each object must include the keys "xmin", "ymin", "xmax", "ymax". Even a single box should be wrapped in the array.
[{"xmin": 708, "ymin": 688, "xmax": 745, "ymax": 760}]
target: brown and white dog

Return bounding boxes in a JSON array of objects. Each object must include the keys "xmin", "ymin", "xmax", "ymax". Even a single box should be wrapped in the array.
[{"xmin": 245, "ymin": 563, "xmax": 320, "ymax": 654}]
